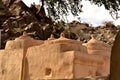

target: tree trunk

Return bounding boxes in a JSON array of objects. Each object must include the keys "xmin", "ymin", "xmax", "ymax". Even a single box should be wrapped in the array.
[{"xmin": 41, "ymin": 0, "xmax": 44, "ymax": 6}]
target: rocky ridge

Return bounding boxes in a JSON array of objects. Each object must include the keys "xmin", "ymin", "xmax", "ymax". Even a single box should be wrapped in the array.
[{"xmin": 0, "ymin": 0, "xmax": 120, "ymax": 49}]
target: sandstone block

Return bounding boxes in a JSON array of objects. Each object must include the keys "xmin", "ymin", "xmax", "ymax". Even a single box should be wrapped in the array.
[
  {"xmin": 0, "ymin": 49, "xmax": 23, "ymax": 80},
  {"xmin": 26, "ymin": 44, "xmax": 74, "ymax": 80}
]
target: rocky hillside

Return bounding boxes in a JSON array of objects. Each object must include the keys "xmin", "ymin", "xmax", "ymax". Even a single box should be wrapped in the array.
[
  {"xmin": 0, "ymin": 0, "xmax": 119, "ymax": 49},
  {"xmin": 67, "ymin": 21, "xmax": 119, "ymax": 45}
]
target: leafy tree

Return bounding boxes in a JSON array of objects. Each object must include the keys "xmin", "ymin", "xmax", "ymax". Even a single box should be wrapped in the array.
[
  {"xmin": 40, "ymin": 0, "xmax": 120, "ymax": 20},
  {"xmin": 88, "ymin": 0, "xmax": 120, "ymax": 19},
  {"xmin": 40, "ymin": 0, "xmax": 83, "ymax": 20}
]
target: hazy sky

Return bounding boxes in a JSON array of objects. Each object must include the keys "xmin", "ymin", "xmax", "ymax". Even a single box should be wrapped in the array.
[{"xmin": 22, "ymin": 0, "xmax": 120, "ymax": 27}]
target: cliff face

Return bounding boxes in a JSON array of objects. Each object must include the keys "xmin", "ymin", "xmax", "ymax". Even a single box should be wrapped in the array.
[
  {"xmin": 0, "ymin": 0, "xmax": 53, "ymax": 49},
  {"xmin": 0, "ymin": 0, "xmax": 11, "ymax": 26},
  {"xmin": 0, "ymin": 0, "xmax": 118, "ymax": 49}
]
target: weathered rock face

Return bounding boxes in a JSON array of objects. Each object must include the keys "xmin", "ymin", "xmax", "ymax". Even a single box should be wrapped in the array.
[
  {"xmin": 110, "ymin": 31, "xmax": 120, "ymax": 80},
  {"xmin": 0, "ymin": 49, "xmax": 23, "ymax": 80},
  {"xmin": 8, "ymin": 0, "xmax": 29, "ymax": 16},
  {"xmin": 0, "ymin": 0, "xmax": 11, "ymax": 26},
  {"xmin": 0, "ymin": 33, "xmax": 111, "ymax": 80},
  {"xmin": 26, "ymin": 45, "xmax": 74, "ymax": 79},
  {"xmin": 0, "ymin": 0, "xmax": 55, "ymax": 49},
  {"xmin": 25, "ymin": 22, "xmax": 53, "ymax": 40},
  {"xmin": 0, "ymin": 33, "xmax": 44, "ymax": 80},
  {"xmin": 84, "ymin": 35, "xmax": 111, "ymax": 76},
  {"xmin": 0, "ymin": 0, "xmax": 118, "ymax": 50},
  {"xmin": 25, "ymin": 34, "xmax": 86, "ymax": 79},
  {"xmin": 68, "ymin": 21, "xmax": 87, "ymax": 34},
  {"xmin": 1, "ymin": 0, "xmax": 37, "ymax": 29},
  {"xmin": 25, "ymin": 34, "xmax": 110, "ymax": 79},
  {"xmin": 5, "ymin": 32, "xmax": 44, "ymax": 51},
  {"xmin": 2, "ymin": 0, "xmax": 28, "ymax": 16},
  {"xmin": 2, "ymin": 0, "xmax": 16, "ymax": 7},
  {"xmin": 84, "ymin": 35, "xmax": 111, "ymax": 57}
]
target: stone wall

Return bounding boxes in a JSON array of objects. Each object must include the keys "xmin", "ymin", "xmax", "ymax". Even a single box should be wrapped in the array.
[
  {"xmin": 0, "ymin": 49, "xmax": 23, "ymax": 80},
  {"xmin": 26, "ymin": 45, "xmax": 74, "ymax": 79},
  {"xmin": 74, "ymin": 51, "xmax": 104, "ymax": 78},
  {"xmin": 0, "ymin": 33, "xmax": 111, "ymax": 80}
]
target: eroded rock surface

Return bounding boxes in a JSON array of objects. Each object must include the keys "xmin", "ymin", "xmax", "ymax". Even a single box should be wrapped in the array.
[
  {"xmin": 0, "ymin": 0, "xmax": 119, "ymax": 49},
  {"xmin": 0, "ymin": 33, "xmax": 111, "ymax": 80},
  {"xmin": 110, "ymin": 31, "xmax": 120, "ymax": 80},
  {"xmin": 0, "ymin": 49, "xmax": 23, "ymax": 80}
]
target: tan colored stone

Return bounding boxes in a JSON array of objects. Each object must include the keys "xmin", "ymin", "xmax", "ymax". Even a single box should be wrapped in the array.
[
  {"xmin": 83, "ymin": 35, "xmax": 111, "ymax": 76},
  {"xmin": 47, "ymin": 34, "xmax": 55, "ymax": 40},
  {"xmin": 0, "ymin": 50, "xmax": 4, "ymax": 80},
  {"xmin": 84, "ymin": 35, "xmax": 111, "ymax": 57},
  {"xmin": 0, "ymin": 33, "xmax": 111, "ymax": 79},
  {"xmin": 25, "ymin": 35, "xmax": 109, "ymax": 79},
  {"xmin": 26, "ymin": 44, "xmax": 86, "ymax": 79},
  {"xmin": 25, "ymin": 35, "xmax": 88, "ymax": 79},
  {"xmin": 0, "ymin": 49, "xmax": 23, "ymax": 80},
  {"xmin": 5, "ymin": 32, "xmax": 44, "ymax": 50},
  {"xmin": 51, "ymin": 33, "xmax": 82, "ymax": 45},
  {"xmin": 4, "ymin": 32, "xmax": 44, "ymax": 80},
  {"xmin": 26, "ymin": 46, "xmax": 73, "ymax": 79},
  {"xmin": 74, "ymin": 51, "xmax": 105, "ymax": 78},
  {"xmin": 45, "ymin": 33, "xmax": 86, "ymax": 53}
]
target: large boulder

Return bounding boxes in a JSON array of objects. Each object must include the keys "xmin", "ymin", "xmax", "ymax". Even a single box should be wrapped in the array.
[
  {"xmin": 1, "ymin": 0, "xmax": 29, "ymax": 16},
  {"xmin": 0, "ymin": 0, "xmax": 11, "ymax": 25},
  {"xmin": 110, "ymin": 31, "xmax": 120, "ymax": 80},
  {"xmin": 2, "ymin": 0, "xmax": 16, "ymax": 7}
]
